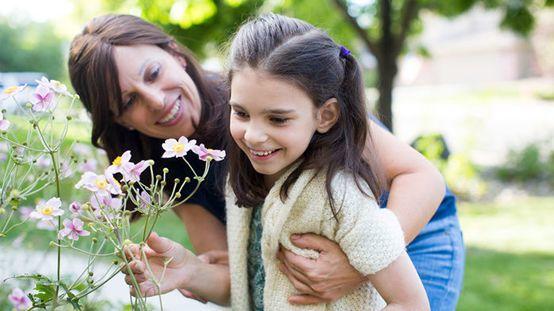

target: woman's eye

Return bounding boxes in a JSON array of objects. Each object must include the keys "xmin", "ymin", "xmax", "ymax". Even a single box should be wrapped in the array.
[
  {"xmin": 148, "ymin": 67, "xmax": 160, "ymax": 82},
  {"xmin": 123, "ymin": 94, "xmax": 137, "ymax": 110}
]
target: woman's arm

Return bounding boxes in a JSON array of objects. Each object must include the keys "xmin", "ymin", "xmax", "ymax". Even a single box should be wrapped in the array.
[
  {"xmin": 368, "ymin": 252, "xmax": 430, "ymax": 310},
  {"xmin": 368, "ymin": 120, "xmax": 445, "ymax": 243},
  {"xmin": 172, "ymin": 203, "xmax": 227, "ymax": 253},
  {"xmin": 279, "ymin": 120, "xmax": 445, "ymax": 304}
]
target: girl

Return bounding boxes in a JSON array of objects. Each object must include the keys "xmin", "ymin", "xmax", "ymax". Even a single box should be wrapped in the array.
[{"xmin": 124, "ymin": 13, "xmax": 430, "ymax": 310}]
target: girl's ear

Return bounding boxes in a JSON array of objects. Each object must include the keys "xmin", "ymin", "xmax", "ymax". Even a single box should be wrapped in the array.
[{"xmin": 316, "ymin": 98, "xmax": 340, "ymax": 134}]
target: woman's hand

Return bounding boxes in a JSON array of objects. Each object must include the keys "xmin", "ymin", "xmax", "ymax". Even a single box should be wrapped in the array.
[
  {"xmin": 178, "ymin": 250, "xmax": 229, "ymax": 303},
  {"xmin": 122, "ymin": 232, "xmax": 199, "ymax": 297},
  {"xmin": 277, "ymin": 233, "xmax": 366, "ymax": 305}
]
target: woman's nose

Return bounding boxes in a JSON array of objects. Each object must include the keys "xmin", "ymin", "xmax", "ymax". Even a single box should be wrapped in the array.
[{"xmin": 141, "ymin": 87, "xmax": 165, "ymax": 111}]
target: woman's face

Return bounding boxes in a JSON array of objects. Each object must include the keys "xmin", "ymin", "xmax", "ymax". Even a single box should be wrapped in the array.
[{"xmin": 113, "ymin": 44, "xmax": 202, "ymax": 139}]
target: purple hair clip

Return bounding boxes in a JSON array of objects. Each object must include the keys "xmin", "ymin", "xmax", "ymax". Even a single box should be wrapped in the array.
[{"xmin": 339, "ymin": 46, "xmax": 351, "ymax": 58}]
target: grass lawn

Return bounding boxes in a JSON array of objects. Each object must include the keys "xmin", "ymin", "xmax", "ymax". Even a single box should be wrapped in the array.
[{"xmin": 457, "ymin": 196, "xmax": 554, "ymax": 310}]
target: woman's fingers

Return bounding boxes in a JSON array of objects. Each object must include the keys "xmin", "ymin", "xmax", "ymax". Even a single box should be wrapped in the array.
[
  {"xmin": 278, "ymin": 262, "xmax": 316, "ymax": 295},
  {"xmin": 288, "ymin": 294, "xmax": 326, "ymax": 305}
]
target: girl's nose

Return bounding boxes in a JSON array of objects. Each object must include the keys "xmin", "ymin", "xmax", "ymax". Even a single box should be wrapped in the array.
[{"xmin": 244, "ymin": 123, "xmax": 268, "ymax": 144}]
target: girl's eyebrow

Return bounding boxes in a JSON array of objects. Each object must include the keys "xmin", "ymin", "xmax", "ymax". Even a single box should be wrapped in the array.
[{"xmin": 229, "ymin": 102, "xmax": 294, "ymax": 114}]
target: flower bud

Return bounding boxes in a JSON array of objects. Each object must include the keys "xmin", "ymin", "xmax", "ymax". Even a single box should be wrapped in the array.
[
  {"xmin": 174, "ymin": 178, "xmax": 180, "ymax": 184},
  {"xmin": 123, "ymin": 239, "xmax": 133, "ymax": 247},
  {"xmin": 49, "ymin": 241, "xmax": 56, "ymax": 248},
  {"xmin": 66, "ymin": 115, "xmax": 72, "ymax": 121},
  {"xmin": 163, "ymin": 168, "xmax": 169, "ymax": 174},
  {"xmin": 155, "ymin": 175, "xmax": 162, "ymax": 181},
  {"xmin": 0, "ymin": 208, "xmax": 5, "ymax": 215},
  {"xmin": 175, "ymin": 193, "xmax": 181, "ymax": 199},
  {"xmin": 88, "ymin": 271, "xmax": 94, "ymax": 277},
  {"xmin": 113, "ymin": 260, "xmax": 119, "ymax": 265},
  {"xmin": 147, "ymin": 160, "xmax": 155, "ymax": 166},
  {"xmin": 92, "ymin": 237, "xmax": 98, "ymax": 244},
  {"xmin": 160, "ymin": 181, "xmax": 166, "ymax": 187},
  {"xmin": 184, "ymin": 177, "xmax": 191, "ymax": 183}
]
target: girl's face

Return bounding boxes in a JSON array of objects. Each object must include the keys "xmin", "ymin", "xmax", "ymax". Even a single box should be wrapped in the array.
[
  {"xmin": 229, "ymin": 68, "xmax": 322, "ymax": 186},
  {"xmin": 113, "ymin": 44, "xmax": 202, "ymax": 139}
]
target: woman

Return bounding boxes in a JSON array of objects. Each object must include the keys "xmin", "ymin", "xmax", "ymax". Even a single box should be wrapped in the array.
[{"xmin": 69, "ymin": 14, "xmax": 464, "ymax": 310}]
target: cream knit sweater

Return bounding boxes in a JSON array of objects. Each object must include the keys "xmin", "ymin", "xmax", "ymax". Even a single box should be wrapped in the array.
[{"xmin": 226, "ymin": 169, "xmax": 405, "ymax": 310}]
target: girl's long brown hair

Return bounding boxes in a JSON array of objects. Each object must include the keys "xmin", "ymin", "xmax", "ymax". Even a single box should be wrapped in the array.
[{"xmin": 227, "ymin": 13, "xmax": 385, "ymax": 216}]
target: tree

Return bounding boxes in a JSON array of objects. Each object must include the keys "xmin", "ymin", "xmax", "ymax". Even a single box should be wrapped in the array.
[
  {"xmin": 302, "ymin": 0, "xmax": 552, "ymax": 131},
  {"xmin": 0, "ymin": 20, "xmax": 65, "ymax": 80},
  {"xmin": 133, "ymin": 0, "xmax": 263, "ymax": 58}
]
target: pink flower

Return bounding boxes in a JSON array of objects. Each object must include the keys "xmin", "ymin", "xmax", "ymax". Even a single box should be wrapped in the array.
[
  {"xmin": 162, "ymin": 137, "xmax": 196, "ymax": 158},
  {"xmin": 58, "ymin": 218, "xmax": 90, "ymax": 241},
  {"xmin": 36, "ymin": 155, "xmax": 52, "ymax": 169},
  {"xmin": 193, "ymin": 144, "xmax": 226, "ymax": 162},
  {"xmin": 79, "ymin": 159, "xmax": 97, "ymax": 173},
  {"xmin": 31, "ymin": 84, "xmax": 56, "ymax": 111},
  {"xmin": 0, "ymin": 85, "xmax": 26, "ymax": 101},
  {"xmin": 19, "ymin": 206, "xmax": 34, "ymax": 220},
  {"xmin": 137, "ymin": 191, "xmax": 151, "ymax": 213},
  {"xmin": 69, "ymin": 201, "xmax": 82, "ymax": 215},
  {"xmin": 36, "ymin": 77, "xmax": 72, "ymax": 97},
  {"xmin": 29, "ymin": 198, "xmax": 64, "ymax": 221},
  {"xmin": 107, "ymin": 151, "xmax": 134, "ymax": 175},
  {"xmin": 0, "ymin": 111, "xmax": 10, "ymax": 131},
  {"xmin": 8, "ymin": 287, "xmax": 32, "ymax": 310},
  {"xmin": 90, "ymin": 192, "xmax": 122, "ymax": 212},
  {"xmin": 125, "ymin": 160, "xmax": 151, "ymax": 182}
]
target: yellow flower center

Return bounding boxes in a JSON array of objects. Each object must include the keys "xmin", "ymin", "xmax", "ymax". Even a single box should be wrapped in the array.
[
  {"xmin": 3, "ymin": 86, "xmax": 18, "ymax": 95},
  {"xmin": 52, "ymin": 80, "xmax": 63, "ymax": 88},
  {"xmin": 95, "ymin": 177, "xmax": 108, "ymax": 189},
  {"xmin": 112, "ymin": 156, "xmax": 122, "ymax": 166},
  {"xmin": 41, "ymin": 206, "xmax": 54, "ymax": 216},
  {"xmin": 172, "ymin": 143, "xmax": 185, "ymax": 153}
]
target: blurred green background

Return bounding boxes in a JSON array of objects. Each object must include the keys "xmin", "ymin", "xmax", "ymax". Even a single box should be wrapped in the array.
[{"xmin": 1, "ymin": 0, "xmax": 553, "ymax": 310}]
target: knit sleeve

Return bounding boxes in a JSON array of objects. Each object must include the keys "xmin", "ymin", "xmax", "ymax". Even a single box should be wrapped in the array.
[{"xmin": 331, "ymin": 174, "xmax": 406, "ymax": 276}]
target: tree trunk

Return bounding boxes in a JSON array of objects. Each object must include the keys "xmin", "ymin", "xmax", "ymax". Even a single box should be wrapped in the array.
[
  {"xmin": 377, "ymin": 0, "xmax": 396, "ymax": 131},
  {"xmin": 377, "ymin": 60, "xmax": 397, "ymax": 131}
]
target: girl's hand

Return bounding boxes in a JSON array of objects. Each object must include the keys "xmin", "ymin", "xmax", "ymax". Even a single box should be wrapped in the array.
[
  {"xmin": 178, "ymin": 250, "xmax": 229, "ymax": 303},
  {"xmin": 276, "ymin": 233, "xmax": 366, "ymax": 304},
  {"xmin": 122, "ymin": 232, "xmax": 199, "ymax": 297}
]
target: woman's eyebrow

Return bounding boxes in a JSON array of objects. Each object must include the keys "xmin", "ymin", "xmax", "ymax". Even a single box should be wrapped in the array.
[{"xmin": 121, "ymin": 58, "xmax": 153, "ymax": 99}]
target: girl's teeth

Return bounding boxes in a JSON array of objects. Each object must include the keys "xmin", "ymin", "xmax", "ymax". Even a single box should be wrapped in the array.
[
  {"xmin": 251, "ymin": 150, "xmax": 275, "ymax": 156},
  {"xmin": 159, "ymin": 100, "xmax": 181, "ymax": 124}
]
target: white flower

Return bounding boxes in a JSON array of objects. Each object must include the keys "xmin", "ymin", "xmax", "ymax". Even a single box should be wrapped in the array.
[
  {"xmin": 29, "ymin": 197, "xmax": 64, "ymax": 221},
  {"xmin": 162, "ymin": 137, "xmax": 196, "ymax": 158},
  {"xmin": 76, "ymin": 171, "xmax": 121, "ymax": 195}
]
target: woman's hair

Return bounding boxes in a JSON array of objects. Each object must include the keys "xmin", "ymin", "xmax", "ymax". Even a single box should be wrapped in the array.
[
  {"xmin": 68, "ymin": 14, "xmax": 227, "ymax": 163},
  {"xmin": 227, "ymin": 13, "xmax": 384, "ymax": 214}
]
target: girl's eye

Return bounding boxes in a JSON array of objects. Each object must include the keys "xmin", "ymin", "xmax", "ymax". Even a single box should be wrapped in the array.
[
  {"xmin": 233, "ymin": 110, "xmax": 248, "ymax": 119},
  {"xmin": 270, "ymin": 116, "xmax": 289, "ymax": 125}
]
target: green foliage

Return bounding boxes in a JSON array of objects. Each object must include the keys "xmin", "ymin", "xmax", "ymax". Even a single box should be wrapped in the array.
[
  {"xmin": 0, "ymin": 19, "xmax": 65, "ymax": 80},
  {"xmin": 412, "ymin": 133, "xmax": 486, "ymax": 199},
  {"xmin": 496, "ymin": 143, "xmax": 550, "ymax": 182},
  {"xmin": 135, "ymin": 0, "xmax": 262, "ymax": 58}
]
